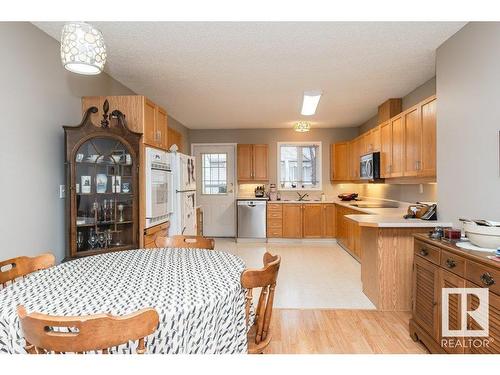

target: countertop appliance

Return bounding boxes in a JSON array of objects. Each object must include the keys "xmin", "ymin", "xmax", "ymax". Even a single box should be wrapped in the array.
[
  {"xmin": 237, "ymin": 200, "xmax": 266, "ymax": 238},
  {"xmin": 254, "ymin": 185, "xmax": 266, "ymax": 197},
  {"xmin": 360, "ymin": 152, "xmax": 381, "ymax": 181},
  {"xmin": 338, "ymin": 193, "xmax": 358, "ymax": 201},
  {"xmin": 170, "ymin": 152, "xmax": 197, "ymax": 236},
  {"xmin": 145, "ymin": 147, "xmax": 173, "ymax": 228}
]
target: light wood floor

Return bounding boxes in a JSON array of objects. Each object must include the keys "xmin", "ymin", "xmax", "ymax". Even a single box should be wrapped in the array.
[{"xmin": 266, "ymin": 309, "xmax": 428, "ymax": 354}]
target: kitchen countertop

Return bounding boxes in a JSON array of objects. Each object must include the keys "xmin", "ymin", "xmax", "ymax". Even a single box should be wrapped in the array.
[{"xmin": 345, "ymin": 214, "xmax": 453, "ymax": 228}]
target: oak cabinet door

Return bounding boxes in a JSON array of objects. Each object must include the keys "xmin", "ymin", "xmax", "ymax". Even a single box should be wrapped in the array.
[
  {"xmin": 420, "ymin": 97, "xmax": 437, "ymax": 177},
  {"xmin": 439, "ymin": 269, "xmax": 466, "ymax": 353},
  {"xmin": 168, "ymin": 127, "xmax": 183, "ymax": 152},
  {"xmin": 252, "ymin": 144, "xmax": 268, "ymax": 181},
  {"xmin": 380, "ymin": 121, "xmax": 392, "ymax": 178},
  {"xmin": 237, "ymin": 144, "xmax": 253, "ymax": 181},
  {"xmin": 282, "ymin": 204, "xmax": 302, "ymax": 238},
  {"xmin": 413, "ymin": 256, "xmax": 440, "ymax": 340},
  {"xmin": 323, "ymin": 204, "xmax": 336, "ymax": 238},
  {"xmin": 143, "ymin": 99, "xmax": 157, "ymax": 147},
  {"xmin": 390, "ymin": 116, "xmax": 404, "ymax": 177},
  {"xmin": 403, "ymin": 106, "xmax": 421, "ymax": 177},
  {"xmin": 371, "ymin": 126, "xmax": 381, "ymax": 152},
  {"xmin": 466, "ymin": 282, "xmax": 500, "ymax": 354},
  {"xmin": 302, "ymin": 204, "xmax": 323, "ymax": 238},
  {"xmin": 350, "ymin": 138, "xmax": 361, "ymax": 180},
  {"xmin": 331, "ymin": 142, "xmax": 350, "ymax": 181},
  {"xmin": 156, "ymin": 106, "xmax": 168, "ymax": 150}
]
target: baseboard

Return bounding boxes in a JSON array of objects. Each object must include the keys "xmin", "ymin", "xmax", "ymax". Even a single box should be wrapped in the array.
[
  {"xmin": 236, "ymin": 238, "xmax": 267, "ymax": 243},
  {"xmin": 266, "ymin": 238, "xmax": 338, "ymax": 244}
]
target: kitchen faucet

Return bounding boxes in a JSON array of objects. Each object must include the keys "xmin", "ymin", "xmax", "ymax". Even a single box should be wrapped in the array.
[{"xmin": 297, "ymin": 192, "xmax": 309, "ymax": 201}]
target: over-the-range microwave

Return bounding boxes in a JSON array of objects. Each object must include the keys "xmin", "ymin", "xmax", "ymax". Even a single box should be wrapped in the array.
[{"xmin": 360, "ymin": 152, "xmax": 382, "ymax": 181}]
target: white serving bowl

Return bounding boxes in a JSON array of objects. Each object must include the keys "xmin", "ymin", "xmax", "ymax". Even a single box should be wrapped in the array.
[{"xmin": 463, "ymin": 221, "xmax": 500, "ymax": 249}]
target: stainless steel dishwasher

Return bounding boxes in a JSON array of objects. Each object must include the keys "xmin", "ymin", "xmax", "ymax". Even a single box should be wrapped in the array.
[{"xmin": 237, "ymin": 200, "xmax": 267, "ymax": 238}]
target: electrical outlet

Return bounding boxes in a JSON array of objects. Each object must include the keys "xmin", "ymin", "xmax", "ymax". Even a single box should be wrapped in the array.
[{"xmin": 59, "ymin": 185, "xmax": 66, "ymax": 199}]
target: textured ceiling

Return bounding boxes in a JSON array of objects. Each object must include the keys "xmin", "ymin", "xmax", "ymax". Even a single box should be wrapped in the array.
[{"xmin": 34, "ymin": 22, "xmax": 465, "ymax": 129}]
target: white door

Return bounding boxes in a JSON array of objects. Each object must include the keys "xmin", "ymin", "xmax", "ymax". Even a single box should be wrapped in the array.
[{"xmin": 192, "ymin": 144, "xmax": 236, "ymax": 237}]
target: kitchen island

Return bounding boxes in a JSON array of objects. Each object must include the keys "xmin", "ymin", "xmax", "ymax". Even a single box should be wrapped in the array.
[{"xmin": 345, "ymin": 213, "xmax": 452, "ymax": 311}]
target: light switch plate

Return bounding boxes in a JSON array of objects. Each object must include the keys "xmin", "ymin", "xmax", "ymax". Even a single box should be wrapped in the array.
[{"xmin": 59, "ymin": 185, "xmax": 66, "ymax": 199}]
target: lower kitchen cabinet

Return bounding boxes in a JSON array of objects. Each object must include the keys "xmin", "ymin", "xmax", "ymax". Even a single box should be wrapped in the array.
[
  {"xmin": 302, "ymin": 204, "xmax": 323, "ymax": 238},
  {"xmin": 266, "ymin": 203, "xmax": 336, "ymax": 239},
  {"xmin": 143, "ymin": 222, "xmax": 170, "ymax": 249},
  {"xmin": 335, "ymin": 204, "xmax": 362, "ymax": 260},
  {"xmin": 282, "ymin": 204, "xmax": 303, "ymax": 238}
]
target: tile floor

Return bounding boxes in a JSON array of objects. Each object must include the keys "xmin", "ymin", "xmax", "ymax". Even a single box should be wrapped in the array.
[{"xmin": 215, "ymin": 239, "xmax": 375, "ymax": 309}]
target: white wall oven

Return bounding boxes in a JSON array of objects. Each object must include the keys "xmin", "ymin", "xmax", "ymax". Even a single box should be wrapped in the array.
[{"xmin": 145, "ymin": 147, "xmax": 173, "ymax": 228}]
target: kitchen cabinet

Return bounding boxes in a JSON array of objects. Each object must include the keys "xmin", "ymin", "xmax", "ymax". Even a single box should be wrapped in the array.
[
  {"xmin": 370, "ymin": 126, "xmax": 381, "ymax": 152},
  {"xmin": 82, "ymin": 95, "xmax": 169, "ymax": 151},
  {"xmin": 330, "ymin": 142, "xmax": 350, "ymax": 181},
  {"xmin": 167, "ymin": 127, "xmax": 183, "ymax": 152},
  {"xmin": 378, "ymin": 98, "xmax": 402, "ymax": 124},
  {"xmin": 267, "ymin": 203, "xmax": 335, "ymax": 239},
  {"xmin": 323, "ymin": 204, "xmax": 336, "ymax": 238},
  {"xmin": 144, "ymin": 222, "xmax": 170, "ymax": 249},
  {"xmin": 349, "ymin": 137, "xmax": 361, "ymax": 180},
  {"xmin": 380, "ymin": 121, "xmax": 391, "ymax": 178},
  {"xmin": 390, "ymin": 115, "xmax": 404, "ymax": 177},
  {"xmin": 418, "ymin": 96, "xmax": 437, "ymax": 177},
  {"xmin": 439, "ymin": 269, "xmax": 466, "ymax": 354},
  {"xmin": 403, "ymin": 106, "xmax": 422, "ymax": 177},
  {"xmin": 282, "ymin": 204, "xmax": 302, "ymax": 238},
  {"xmin": 335, "ymin": 204, "xmax": 361, "ymax": 260},
  {"xmin": 302, "ymin": 204, "xmax": 324, "ymax": 238},
  {"xmin": 237, "ymin": 144, "xmax": 269, "ymax": 182}
]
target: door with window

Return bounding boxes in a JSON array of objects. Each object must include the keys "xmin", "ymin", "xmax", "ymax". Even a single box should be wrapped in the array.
[{"xmin": 192, "ymin": 144, "xmax": 236, "ymax": 237}]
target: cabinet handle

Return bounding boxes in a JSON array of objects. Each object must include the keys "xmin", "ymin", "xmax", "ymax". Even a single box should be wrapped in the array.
[
  {"xmin": 445, "ymin": 259, "xmax": 456, "ymax": 268},
  {"xmin": 480, "ymin": 272, "xmax": 495, "ymax": 286},
  {"xmin": 419, "ymin": 248, "xmax": 428, "ymax": 256}
]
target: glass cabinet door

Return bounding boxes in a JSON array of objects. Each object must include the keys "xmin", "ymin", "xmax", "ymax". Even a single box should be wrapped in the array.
[{"xmin": 73, "ymin": 137, "xmax": 135, "ymax": 254}]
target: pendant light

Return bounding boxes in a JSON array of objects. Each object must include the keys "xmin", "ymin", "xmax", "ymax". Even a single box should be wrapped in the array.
[
  {"xmin": 60, "ymin": 22, "xmax": 107, "ymax": 75},
  {"xmin": 293, "ymin": 121, "xmax": 311, "ymax": 132}
]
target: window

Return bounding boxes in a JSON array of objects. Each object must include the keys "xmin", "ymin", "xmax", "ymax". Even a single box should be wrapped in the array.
[
  {"xmin": 277, "ymin": 142, "xmax": 321, "ymax": 190},
  {"xmin": 201, "ymin": 153, "xmax": 227, "ymax": 194}
]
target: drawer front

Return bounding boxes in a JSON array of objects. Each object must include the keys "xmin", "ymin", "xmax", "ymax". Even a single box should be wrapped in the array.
[
  {"xmin": 267, "ymin": 204, "xmax": 282, "ymax": 212},
  {"xmin": 414, "ymin": 240, "xmax": 441, "ymax": 265},
  {"xmin": 440, "ymin": 250, "xmax": 466, "ymax": 277},
  {"xmin": 267, "ymin": 210, "xmax": 283, "ymax": 219},
  {"xmin": 267, "ymin": 227, "xmax": 282, "ymax": 237},
  {"xmin": 267, "ymin": 218, "xmax": 282, "ymax": 228},
  {"xmin": 466, "ymin": 261, "xmax": 499, "ymax": 295}
]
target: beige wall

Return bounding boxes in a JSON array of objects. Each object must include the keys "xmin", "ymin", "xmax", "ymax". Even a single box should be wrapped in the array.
[
  {"xmin": 436, "ymin": 22, "xmax": 500, "ymax": 225},
  {"xmin": 0, "ymin": 23, "xmax": 135, "ymax": 262},
  {"xmin": 188, "ymin": 127, "xmax": 360, "ymax": 198}
]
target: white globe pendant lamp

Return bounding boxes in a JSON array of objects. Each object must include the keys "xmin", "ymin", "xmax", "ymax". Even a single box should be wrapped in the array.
[{"xmin": 60, "ymin": 22, "xmax": 107, "ymax": 75}]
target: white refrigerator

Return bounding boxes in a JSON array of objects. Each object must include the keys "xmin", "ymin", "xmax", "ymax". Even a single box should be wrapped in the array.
[{"xmin": 169, "ymin": 152, "xmax": 197, "ymax": 236}]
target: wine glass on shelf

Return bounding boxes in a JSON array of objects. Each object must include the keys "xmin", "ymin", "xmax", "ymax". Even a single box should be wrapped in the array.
[
  {"xmin": 106, "ymin": 229, "xmax": 113, "ymax": 247},
  {"xmin": 118, "ymin": 204, "xmax": 124, "ymax": 222},
  {"xmin": 98, "ymin": 231, "xmax": 107, "ymax": 248},
  {"xmin": 88, "ymin": 229, "xmax": 98, "ymax": 249},
  {"xmin": 76, "ymin": 231, "xmax": 84, "ymax": 250}
]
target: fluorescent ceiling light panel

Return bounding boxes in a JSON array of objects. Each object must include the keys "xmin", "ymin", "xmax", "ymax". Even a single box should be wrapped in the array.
[{"xmin": 301, "ymin": 90, "xmax": 322, "ymax": 116}]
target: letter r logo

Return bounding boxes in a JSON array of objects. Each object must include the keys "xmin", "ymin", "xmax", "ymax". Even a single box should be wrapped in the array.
[{"xmin": 442, "ymin": 288, "xmax": 489, "ymax": 337}]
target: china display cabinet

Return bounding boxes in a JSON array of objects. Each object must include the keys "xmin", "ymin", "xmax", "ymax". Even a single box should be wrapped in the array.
[{"xmin": 64, "ymin": 101, "xmax": 141, "ymax": 258}]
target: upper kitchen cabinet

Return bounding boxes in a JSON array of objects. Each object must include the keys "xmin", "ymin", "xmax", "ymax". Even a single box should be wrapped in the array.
[
  {"xmin": 402, "ymin": 95, "xmax": 437, "ymax": 178},
  {"xmin": 330, "ymin": 142, "xmax": 350, "ymax": 181},
  {"xmin": 380, "ymin": 115, "xmax": 404, "ymax": 178},
  {"xmin": 418, "ymin": 96, "xmax": 437, "ymax": 177},
  {"xmin": 167, "ymin": 127, "xmax": 184, "ymax": 152},
  {"xmin": 237, "ymin": 144, "xmax": 269, "ymax": 182},
  {"xmin": 378, "ymin": 98, "xmax": 402, "ymax": 124},
  {"xmin": 82, "ymin": 95, "xmax": 169, "ymax": 151}
]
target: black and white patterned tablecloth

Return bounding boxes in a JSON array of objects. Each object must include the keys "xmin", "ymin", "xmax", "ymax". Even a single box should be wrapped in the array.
[{"xmin": 0, "ymin": 248, "xmax": 248, "ymax": 354}]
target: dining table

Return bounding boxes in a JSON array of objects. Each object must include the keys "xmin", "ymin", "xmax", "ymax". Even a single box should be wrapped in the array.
[{"xmin": 0, "ymin": 247, "xmax": 249, "ymax": 354}]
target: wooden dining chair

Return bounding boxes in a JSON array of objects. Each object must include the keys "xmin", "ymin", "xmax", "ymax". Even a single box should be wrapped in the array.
[
  {"xmin": 241, "ymin": 252, "xmax": 281, "ymax": 354},
  {"xmin": 155, "ymin": 235, "xmax": 215, "ymax": 250},
  {"xmin": 0, "ymin": 253, "xmax": 55, "ymax": 288},
  {"xmin": 17, "ymin": 306, "xmax": 159, "ymax": 354}
]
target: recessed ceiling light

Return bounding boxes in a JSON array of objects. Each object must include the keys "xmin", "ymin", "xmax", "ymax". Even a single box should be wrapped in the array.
[{"xmin": 301, "ymin": 90, "xmax": 322, "ymax": 116}]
